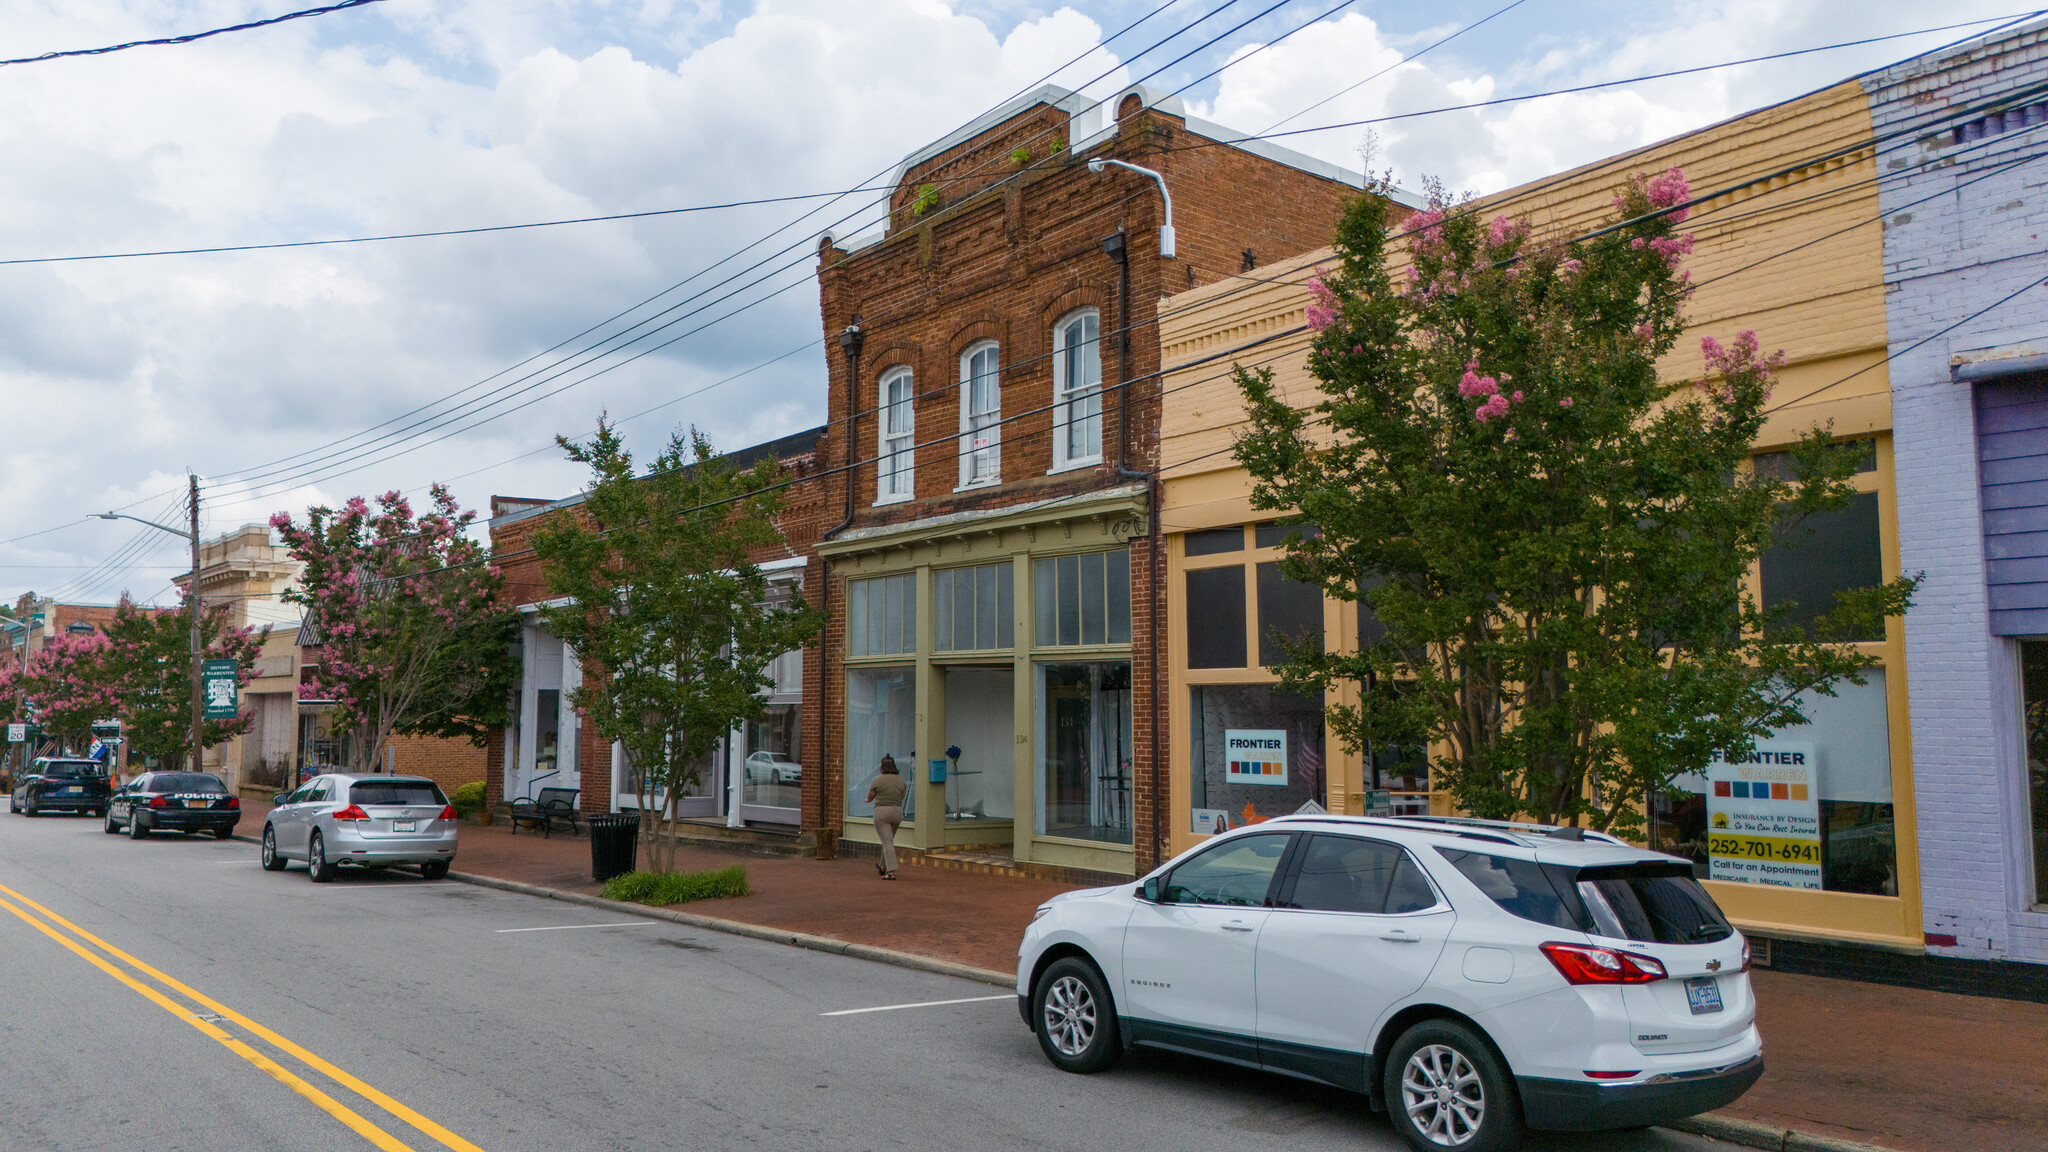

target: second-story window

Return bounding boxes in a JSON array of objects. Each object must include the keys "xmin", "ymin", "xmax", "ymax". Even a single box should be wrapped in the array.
[
  {"xmin": 1053, "ymin": 309, "xmax": 1102, "ymax": 470},
  {"xmin": 878, "ymin": 367, "xmax": 914, "ymax": 503},
  {"xmin": 960, "ymin": 342, "xmax": 1001, "ymax": 487}
]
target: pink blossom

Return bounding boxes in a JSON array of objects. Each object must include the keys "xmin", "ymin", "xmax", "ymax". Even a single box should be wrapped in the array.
[
  {"xmin": 1559, "ymin": 397, "xmax": 1575, "ymax": 408},
  {"xmin": 1486, "ymin": 214, "xmax": 1528, "ymax": 249},
  {"xmin": 1474, "ymin": 394, "xmax": 1511, "ymax": 423},
  {"xmin": 1511, "ymin": 391, "xmax": 1524, "ymax": 402},
  {"xmin": 1645, "ymin": 166, "xmax": 1692, "ymax": 221},
  {"xmin": 1557, "ymin": 258, "xmax": 1583, "ymax": 277},
  {"xmin": 1630, "ymin": 237, "xmax": 1646, "ymax": 250},
  {"xmin": 1305, "ymin": 270, "xmax": 1339, "ymax": 331},
  {"xmin": 1458, "ymin": 361, "xmax": 1501, "ymax": 398}
]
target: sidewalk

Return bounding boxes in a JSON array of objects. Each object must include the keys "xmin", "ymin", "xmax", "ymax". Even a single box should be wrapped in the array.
[{"xmin": 243, "ymin": 802, "xmax": 2048, "ymax": 1152}]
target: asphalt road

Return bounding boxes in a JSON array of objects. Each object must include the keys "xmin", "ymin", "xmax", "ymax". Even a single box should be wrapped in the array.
[{"xmin": 0, "ymin": 807, "xmax": 1752, "ymax": 1152}]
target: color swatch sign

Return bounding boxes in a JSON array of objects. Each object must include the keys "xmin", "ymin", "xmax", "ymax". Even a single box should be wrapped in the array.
[
  {"xmin": 1705, "ymin": 741, "xmax": 1822, "ymax": 890},
  {"xmin": 1224, "ymin": 729, "xmax": 1288, "ymax": 786}
]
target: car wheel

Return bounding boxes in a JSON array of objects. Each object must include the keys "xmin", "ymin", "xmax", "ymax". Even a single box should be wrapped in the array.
[
  {"xmin": 420, "ymin": 860, "xmax": 449, "ymax": 881},
  {"xmin": 104, "ymin": 811, "xmax": 119, "ymax": 834},
  {"xmin": 770, "ymin": 770, "xmax": 783, "ymax": 786},
  {"xmin": 128, "ymin": 812, "xmax": 148, "ymax": 839},
  {"xmin": 307, "ymin": 831, "xmax": 335, "ymax": 883},
  {"xmin": 261, "ymin": 826, "xmax": 286, "ymax": 871},
  {"xmin": 1384, "ymin": 1019, "xmax": 1519, "ymax": 1152},
  {"xmin": 1032, "ymin": 956, "xmax": 1121, "ymax": 1074}
]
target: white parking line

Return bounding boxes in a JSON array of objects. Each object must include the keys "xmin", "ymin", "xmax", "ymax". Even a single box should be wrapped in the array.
[
  {"xmin": 495, "ymin": 922, "xmax": 655, "ymax": 934},
  {"xmin": 820, "ymin": 994, "xmax": 1014, "ymax": 1017}
]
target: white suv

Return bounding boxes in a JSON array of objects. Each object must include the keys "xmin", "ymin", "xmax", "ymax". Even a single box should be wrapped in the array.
[{"xmin": 1017, "ymin": 815, "xmax": 1760, "ymax": 1152}]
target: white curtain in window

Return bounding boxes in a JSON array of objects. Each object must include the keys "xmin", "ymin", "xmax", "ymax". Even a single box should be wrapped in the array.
[
  {"xmin": 961, "ymin": 343, "xmax": 1001, "ymax": 485},
  {"xmin": 1054, "ymin": 311, "xmax": 1101, "ymax": 467},
  {"xmin": 879, "ymin": 368, "xmax": 914, "ymax": 500}
]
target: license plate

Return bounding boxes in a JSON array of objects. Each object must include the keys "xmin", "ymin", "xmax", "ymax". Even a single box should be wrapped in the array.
[
  {"xmin": 61, "ymin": 786, "xmax": 81, "ymax": 794},
  {"xmin": 1685, "ymin": 976, "xmax": 1724, "ymax": 1015},
  {"xmin": 393, "ymin": 819, "xmax": 416, "ymax": 832}
]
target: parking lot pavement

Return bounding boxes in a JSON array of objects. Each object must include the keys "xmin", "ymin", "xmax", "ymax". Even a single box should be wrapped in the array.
[{"xmin": 0, "ymin": 808, "xmax": 1762, "ymax": 1152}]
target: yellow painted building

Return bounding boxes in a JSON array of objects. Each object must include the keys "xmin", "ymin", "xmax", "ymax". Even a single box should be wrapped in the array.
[{"xmin": 1155, "ymin": 78, "xmax": 1922, "ymax": 952}]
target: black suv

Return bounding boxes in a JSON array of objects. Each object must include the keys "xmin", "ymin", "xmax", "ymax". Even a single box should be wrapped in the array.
[{"xmin": 10, "ymin": 758, "xmax": 112, "ymax": 817}]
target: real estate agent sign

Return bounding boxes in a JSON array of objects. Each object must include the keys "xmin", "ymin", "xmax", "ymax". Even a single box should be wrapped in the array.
[
  {"xmin": 1224, "ymin": 729, "xmax": 1288, "ymax": 786},
  {"xmin": 1706, "ymin": 741, "xmax": 1822, "ymax": 890}
]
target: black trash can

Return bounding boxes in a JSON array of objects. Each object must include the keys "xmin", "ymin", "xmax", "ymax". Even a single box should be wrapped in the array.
[{"xmin": 588, "ymin": 812, "xmax": 640, "ymax": 883}]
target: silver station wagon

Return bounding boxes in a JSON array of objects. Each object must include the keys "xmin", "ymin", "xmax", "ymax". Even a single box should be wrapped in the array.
[{"xmin": 261, "ymin": 773, "xmax": 458, "ymax": 881}]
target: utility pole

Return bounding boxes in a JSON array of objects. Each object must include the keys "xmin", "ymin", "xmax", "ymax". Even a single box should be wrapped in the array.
[{"xmin": 188, "ymin": 473, "xmax": 203, "ymax": 775}]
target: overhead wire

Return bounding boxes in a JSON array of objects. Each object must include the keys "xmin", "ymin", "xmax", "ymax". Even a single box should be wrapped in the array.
[{"xmin": 0, "ymin": 0, "xmax": 384, "ymax": 68}]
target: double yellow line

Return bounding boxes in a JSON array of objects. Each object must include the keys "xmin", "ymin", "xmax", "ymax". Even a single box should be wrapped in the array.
[{"xmin": 0, "ymin": 881, "xmax": 486, "ymax": 1152}]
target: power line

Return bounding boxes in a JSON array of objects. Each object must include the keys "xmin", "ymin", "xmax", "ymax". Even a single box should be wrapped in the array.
[{"xmin": 0, "ymin": 0, "xmax": 385, "ymax": 68}]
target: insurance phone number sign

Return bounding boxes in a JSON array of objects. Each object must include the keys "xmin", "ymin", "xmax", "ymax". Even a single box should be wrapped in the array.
[{"xmin": 1706, "ymin": 742, "xmax": 1822, "ymax": 890}]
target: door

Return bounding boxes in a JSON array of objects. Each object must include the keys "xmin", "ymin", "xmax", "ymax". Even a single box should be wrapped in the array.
[
  {"xmin": 277, "ymin": 778, "xmax": 329, "ymax": 855},
  {"xmin": 1256, "ymin": 835, "xmax": 1455, "ymax": 1087},
  {"xmin": 1121, "ymin": 832, "xmax": 1293, "ymax": 1063}
]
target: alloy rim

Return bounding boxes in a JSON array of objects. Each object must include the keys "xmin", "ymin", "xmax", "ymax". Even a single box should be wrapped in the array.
[
  {"xmin": 1402, "ymin": 1044, "xmax": 1485, "ymax": 1147},
  {"xmin": 262, "ymin": 831, "xmax": 275, "ymax": 866},
  {"xmin": 1042, "ymin": 975, "xmax": 1097, "ymax": 1057},
  {"xmin": 311, "ymin": 838, "xmax": 324, "ymax": 871}
]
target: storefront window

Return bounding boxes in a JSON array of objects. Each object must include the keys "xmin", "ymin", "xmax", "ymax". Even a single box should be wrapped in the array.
[
  {"xmin": 1256, "ymin": 561, "xmax": 1322, "ymax": 667},
  {"xmin": 1190, "ymin": 684, "xmax": 1326, "ymax": 833},
  {"xmin": 1761, "ymin": 491, "xmax": 1883, "ymax": 639},
  {"xmin": 534, "ymin": 689, "xmax": 560, "ymax": 780},
  {"xmin": 848, "ymin": 574, "xmax": 916, "ymax": 657},
  {"xmin": 846, "ymin": 667, "xmax": 915, "ymax": 819},
  {"xmin": 743, "ymin": 703, "xmax": 801, "ymax": 810},
  {"xmin": 944, "ymin": 666, "xmax": 1015, "ymax": 821},
  {"xmin": 935, "ymin": 563, "xmax": 1013, "ymax": 652},
  {"xmin": 1650, "ymin": 670, "xmax": 1896, "ymax": 895},
  {"xmin": 1036, "ymin": 662, "xmax": 1132, "ymax": 844},
  {"xmin": 1033, "ymin": 551, "xmax": 1130, "ymax": 646},
  {"xmin": 1185, "ymin": 566, "xmax": 1246, "ymax": 668},
  {"xmin": 2023, "ymin": 640, "xmax": 2048, "ymax": 908}
]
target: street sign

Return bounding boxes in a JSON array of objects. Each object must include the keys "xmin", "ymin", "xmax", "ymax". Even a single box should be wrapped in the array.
[
  {"xmin": 90, "ymin": 719, "xmax": 122, "ymax": 737},
  {"xmin": 202, "ymin": 659, "xmax": 241, "ymax": 719},
  {"xmin": 6, "ymin": 723, "xmax": 24, "ymax": 744}
]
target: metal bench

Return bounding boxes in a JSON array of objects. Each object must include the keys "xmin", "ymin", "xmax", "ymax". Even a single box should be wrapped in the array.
[{"xmin": 509, "ymin": 787, "xmax": 581, "ymax": 838}]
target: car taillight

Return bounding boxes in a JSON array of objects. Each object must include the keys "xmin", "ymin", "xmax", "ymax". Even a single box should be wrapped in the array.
[
  {"xmin": 1540, "ymin": 942, "xmax": 1668, "ymax": 984},
  {"xmin": 227, "ymin": 796, "xmax": 241, "ymax": 809},
  {"xmin": 1740, "ymin": 939, "xmax": 1752, "ymax": 972},
  {"xmin": 439, "ymin": 805, "xmax": 457, "ymax": 820},
  {"xmin": 333, "ymin": 805, "xmax": 370, "ymax": 822},
  {"xmin": 149, "ymin": 795, "xmax": 168, "ymax": 808}
]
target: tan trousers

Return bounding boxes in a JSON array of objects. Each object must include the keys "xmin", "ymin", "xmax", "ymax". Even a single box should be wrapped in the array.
[{"xmin": 873, "ymin": 805, "xmax": 903, "ymax": 874}]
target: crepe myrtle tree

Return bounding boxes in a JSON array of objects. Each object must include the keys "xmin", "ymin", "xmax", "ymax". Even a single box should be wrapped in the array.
[
  {"xmin": 97, "ymin": 600, "xmax": 265, "ymax": 771},
  {"xmin": 273, "ymin": 486, "xmax": 517, "ymax": 774},
  {"xmin": 9, "ymin": 631, "xmax": 121, "ymax": 756},
  {"xmin": 532, "ymin": 420, "xmax": 821, "ymax": 875},
  {"xmin": 1232, "ymin": 171, "xmax": 1917, "ymax": 836}
]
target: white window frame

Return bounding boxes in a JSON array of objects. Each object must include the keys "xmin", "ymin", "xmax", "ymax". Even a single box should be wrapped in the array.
[
  {"xmin": 1051, "ymin": 309, "xmax": 1103, "ymax": 472},
  {"xmin": 876, "ymin": 367, "xmax": 914, "ymax": 505},
  {"xmin": 957, "ymin": 341, "xmax": 1002, "ymax": 489}
]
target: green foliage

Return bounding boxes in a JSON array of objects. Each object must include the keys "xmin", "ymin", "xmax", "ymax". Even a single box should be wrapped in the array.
[
  {"xmin": 1009, "ymin": 146, "xmax": 1033, "ymax": 167},
  {"xmin": 97, "ymin": 601, "xmax": 266, "ymax": 767},
  {"xmin": 600, "ymin": 864, "xmax": 750, "ymax": 906},
  {"xmin": 910, "ymin": 182, "xmax": 939, "ymax": 215},
  {"xmin": 450, "ymin": 780, "xmax": 486, "ymax": 816},
  {"xmin": 532, "ymin": 420, "xmax": 822, "ymax": 873},
  {"xmin": 1232, "ymin": 172, "xmax": 1917, "ymax": 836}
]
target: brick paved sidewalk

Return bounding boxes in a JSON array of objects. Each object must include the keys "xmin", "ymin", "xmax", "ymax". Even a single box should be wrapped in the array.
[{"xmin": 238, "ymin": 801, "xmax": 2048, "ymax": 1152}]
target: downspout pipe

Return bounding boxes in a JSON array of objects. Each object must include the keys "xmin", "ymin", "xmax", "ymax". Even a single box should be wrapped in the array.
[{"xmin": 815, "ymin": 318, "xmax": 863, "ymax": 858}]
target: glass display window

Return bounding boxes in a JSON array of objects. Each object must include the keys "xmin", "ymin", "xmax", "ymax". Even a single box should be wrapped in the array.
[
  {"xmin": 846, "ymin": 667, "xmax": 915, "ymax": 820},
  {"xmin": 742, "ymin": 703, "xmax": 801, "ymax": 811},
  {"xmin": 1036, "ymin": 661, "xmax": 1133, "ymax": 844},
  {"xmin": 935, "ymin": 563, "xmax": 1013, "ymax": 652},
  {"xmin": 943, "ymin": 666, "xmax": 1015, "ymax": 821},
  {"xmin": 1189, "ymin": 683, "xmax": 1327, "ymax": 832},
  {"xmin": 1033, "ymin": 551, "xmax": 1130, "ymax": 646},
  {"xmin": 848, "ymin": 573, "xmax": 916, "ymax": 657},
  {"xmin": 2023, "ymin": 640, "xmax": 2048, "ymax": 908},
  {"xmin": 1650, "ymin": 669, "xmax": 1897, "ymax": 895}
]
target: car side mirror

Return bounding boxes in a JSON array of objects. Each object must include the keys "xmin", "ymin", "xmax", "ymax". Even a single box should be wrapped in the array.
[
  {"xmin": 1141, "ymin": 877, "xmax": 1162, "ymax": 903},
  {"xmin": 273, "ymin": 793, "xmax": 288, "ymax": 806}
]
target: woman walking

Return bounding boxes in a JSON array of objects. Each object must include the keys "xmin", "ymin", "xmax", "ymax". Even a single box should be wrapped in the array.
[{"xmin": 866, "ymin": 756, "xmax": 906, "ymax": 880}]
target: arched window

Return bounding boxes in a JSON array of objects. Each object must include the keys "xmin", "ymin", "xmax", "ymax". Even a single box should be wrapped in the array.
[
  {"xmin": 1052, "ymin": 309, "xmax": 1102, "ymax": 471},
  {"xmin": 877, "ymin": 367, "xmax": 914, "ymax": 503},
  {"xmin": 958, "ymin": 341, "xmax": 1001, "ymax": 487}
]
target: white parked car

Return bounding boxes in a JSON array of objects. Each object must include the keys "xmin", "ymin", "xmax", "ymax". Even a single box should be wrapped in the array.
[
  {"xmin": 1017, "ymin": 814, "xmax": 1759, "ymax": 1152},
  {"xmin": 744, "ymin": 751, "xmax": 801, "ymax": 786}
]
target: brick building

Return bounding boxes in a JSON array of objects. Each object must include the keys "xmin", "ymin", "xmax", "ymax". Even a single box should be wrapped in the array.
[
  {"xmin": 1866, "ymin": 24, "xmax": 2048, "ymax": 969},
  {"xmin": 812, "ymin": 84, "xmax": 1406, "ymax": 878},
  {"xmin": 485, "ymin": 427, "xmax": 831, "ymax": 830}
]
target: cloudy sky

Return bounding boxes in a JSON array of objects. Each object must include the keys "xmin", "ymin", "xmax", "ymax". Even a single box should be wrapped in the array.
[{"xmin": 0, "ymin": 0, "xmax": 2027, "ymax": 607}]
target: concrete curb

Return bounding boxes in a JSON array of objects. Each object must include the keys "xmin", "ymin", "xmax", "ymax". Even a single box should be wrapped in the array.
[
  {"xmin": 446, "ymin": 870, "xmax": 1018, "ymax": 990},
  {"xmin": 1668, "ymin": 1114, "xmax": 1902, "ymax": 1152},
  {"xmin": 230, "ymin": 831, "xmax": 1015, "ymax": 989}
]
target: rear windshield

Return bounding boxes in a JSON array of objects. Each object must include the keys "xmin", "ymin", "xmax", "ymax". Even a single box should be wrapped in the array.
[
  {"xmin": 38, "ymin": 761, "xmax": 99, "ymax": 778},
  {"xmin": 351, "ymin": 780, "xmax": 447, "ymax": 806},
  {"xmin": 1576, "ymin": 865, "xmax": 1733, "ymax": 944},
  {"xmin": 148, "ymin": 774, "xmax": 228, "ymax": 795},
  {"xmin": 1437, "ymin": 849, "xmax": 1734, "ymax": 943}
]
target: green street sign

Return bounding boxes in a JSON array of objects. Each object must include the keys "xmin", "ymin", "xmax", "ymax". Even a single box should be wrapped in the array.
[{"xmin": 202, "ymin": 659, "xmax": 241, "ymax": 719}]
